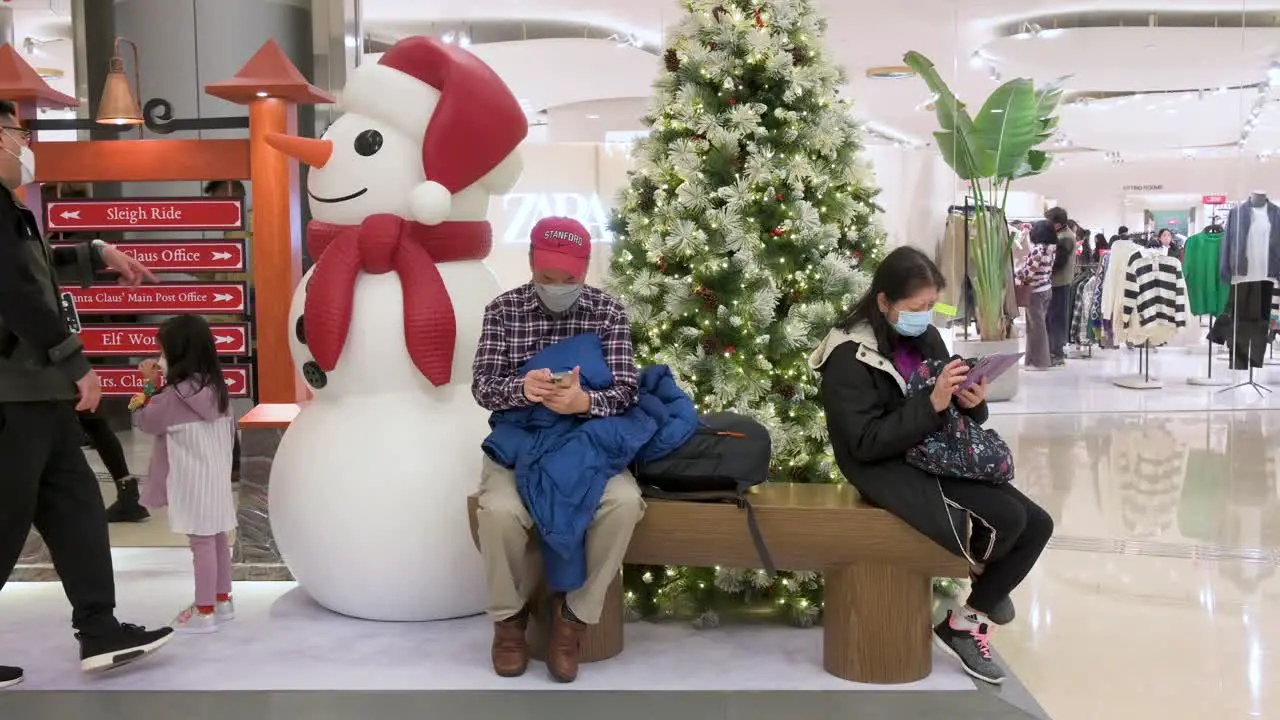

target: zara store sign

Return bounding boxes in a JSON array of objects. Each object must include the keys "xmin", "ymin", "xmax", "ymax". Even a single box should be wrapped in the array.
[{"xmin": 497, "ymin": 191, "xmax": 615, "ymax": 245}]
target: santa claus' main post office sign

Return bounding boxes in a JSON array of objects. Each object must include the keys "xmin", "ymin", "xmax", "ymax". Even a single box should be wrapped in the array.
[{"xmin": 61, "ymin": 282, "xmax": 248, "ymax": 314}]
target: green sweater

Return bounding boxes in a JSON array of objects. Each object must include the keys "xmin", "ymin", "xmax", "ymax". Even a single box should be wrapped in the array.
[{"xmin": 1182, "ymin": 231, "xmax": 1229, "ymax": 316}]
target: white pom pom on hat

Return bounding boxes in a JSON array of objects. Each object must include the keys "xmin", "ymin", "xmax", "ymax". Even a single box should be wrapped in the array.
[{"xmin": 409, "ymin": 181, "xmax": 453, "ymax": 226}]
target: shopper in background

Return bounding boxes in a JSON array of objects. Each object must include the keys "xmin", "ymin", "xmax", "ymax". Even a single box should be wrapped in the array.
[
  {"xmin": 1045, "ymin": 207, "xmax": 1076, "ymax": 368},
  {"xmin": 132, "ymin": 315, "xmax": 238, "ymax": 635},
  {"xmin": 471, "ymin": 217, "xmax": 643, "ymax": 683},
  {"xmin": 812, "ymin": 247, "xmax": 1054, "ymax": 685},
  {"xmin": 1017, "ymin": 222, "xmax": 1058, "ymax": 371},
  {"xmin": 1155, "ymin": 228, "xmax": 1182, "ymax": 259},
  {"xmin": 0, "ymin": 100, "xmax": 172, "ymax": 687},
  {"xmin": 1094, "ymin": 233, "xmax": 1110, "ymax": 262}
]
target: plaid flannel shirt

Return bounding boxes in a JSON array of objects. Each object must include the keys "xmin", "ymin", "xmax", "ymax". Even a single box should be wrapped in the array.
[{"xmin": 471, "ymin": 283, "xmax": 637, "ymax": 417}]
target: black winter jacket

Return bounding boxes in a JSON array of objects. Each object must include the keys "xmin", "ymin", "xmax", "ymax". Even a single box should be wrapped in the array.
[{"xmin": 810, "ymin": 322, "xmax": 986, "ymax": 561}]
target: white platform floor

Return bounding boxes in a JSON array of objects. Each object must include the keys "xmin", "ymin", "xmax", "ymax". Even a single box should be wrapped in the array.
[{"xmin": 0, "ymin": 549, "xmax": 974, "ymax": 693}]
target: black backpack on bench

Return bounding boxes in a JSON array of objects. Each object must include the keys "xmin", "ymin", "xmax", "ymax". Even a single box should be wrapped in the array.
[{"xmin": 631, "ymin": 412, "xmax": 777, "ymax": 576}]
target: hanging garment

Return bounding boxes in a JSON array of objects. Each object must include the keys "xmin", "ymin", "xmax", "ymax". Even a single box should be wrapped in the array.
[
  {"xmin": 1069, "ymin": 270, "xmax": 1103, "ymax": 345},
  {"xmin": 1101, "ymin": 239, "xmax": 1144, "ymax": 344},
  {"xmin": 1209, "ymin": 280, "xmax": 1277, "ymax": 369},
  {"xmin": 1182, "ymin": 231, "xmax": 1230, "ymax": 316},
  {"xmin": 1121, "ymin": 252, "xmax": 1188, "ymax": 347},
  {"xmin": 936, "ymin": 208, "xmax": 1019, "ymax": 329},
  {"xmin": 1221, "ymin": 200, "xmax": 1280, "ymax": 282}
]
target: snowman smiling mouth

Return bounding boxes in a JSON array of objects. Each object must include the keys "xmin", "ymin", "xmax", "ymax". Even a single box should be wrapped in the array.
[{"xmin": 309, "ymin": 188, "xmax": 369, "ymax": 204}]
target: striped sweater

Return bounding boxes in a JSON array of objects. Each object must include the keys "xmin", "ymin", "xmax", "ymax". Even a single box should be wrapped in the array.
[
  {"xmin": 1121, "ymin": 252, "xmax": 1188, "ymax": 345},
  {"xmin": 1016, "ymin": 243, "xmax": 1056, "ymax": 291}
]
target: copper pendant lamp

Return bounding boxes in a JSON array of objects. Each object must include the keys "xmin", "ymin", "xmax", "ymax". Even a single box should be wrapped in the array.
[{"xmin": 96, "ymin": 38, "xmax": 143, "ymax": 131}]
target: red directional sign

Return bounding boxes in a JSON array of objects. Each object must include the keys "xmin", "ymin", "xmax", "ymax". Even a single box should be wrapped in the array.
[
  {"xmin": 62, "ymin": 283, "xmax": 247, "ymax": 315},
  {"xmin": 53, "ymin": 240, "xmax": 246, "ymax": 273},
  {"xmin": 1203, "ymin": 195, "xmax": 1228, "ymax": 206},
  {"xmin": 45, "ymin": 198, "xmax": 244, "ymax": 232},
  {"xmin": 79, "ymin": 324, "xmax": 251, "ymax": 357},
  {"xmin": 96, "ymin": 365, "xmax": 253, "ymax": 398}
]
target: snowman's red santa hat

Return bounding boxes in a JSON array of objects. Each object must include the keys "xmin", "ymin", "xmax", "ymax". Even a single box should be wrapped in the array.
[{"xmin": 341, "ymin": 37, "xmax": 528, "ymax": 225}]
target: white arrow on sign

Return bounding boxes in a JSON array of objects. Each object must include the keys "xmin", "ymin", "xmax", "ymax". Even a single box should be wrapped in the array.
[
  {"xmin": 212, "ymin": 293, "xmax": 235, "ymax": 303},
  {"xmin": 60, "ymin": 210, "xmax": 81, "ymax": 220},
  {"xmin": 214, "ymin": 334, "xmax": 238, "ymax": 345},
  {"xmin": 210, "ymin": 251, "xmax": 233, "ymax": 261},
  {"xmin": 226, "ymin": 374, "xmax": 242, "ymax": 388}
]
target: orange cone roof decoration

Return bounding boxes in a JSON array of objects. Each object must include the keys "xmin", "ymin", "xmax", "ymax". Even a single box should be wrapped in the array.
[
  {"xmin": 0, "ymin": 43, "xmax": 78, "ymax": 109},
  {"xmin": 205, "ymin": 39, "xmax": 334, "ymax": 105}
]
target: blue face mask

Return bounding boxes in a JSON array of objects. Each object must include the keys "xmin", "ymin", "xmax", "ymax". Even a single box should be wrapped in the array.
[{"xmin": 891, "ymin": 309, "xmax": 934, "ymax": 337}]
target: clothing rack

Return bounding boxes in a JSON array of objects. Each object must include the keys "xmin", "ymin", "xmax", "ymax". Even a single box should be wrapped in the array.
[
  {"xmin": 1219, "ymin": 361, "xmax": 1272, "ymax": 398},
  {"xmin": 1113, "ymin": 341, "xmax": 1163, "ymax": 389}
]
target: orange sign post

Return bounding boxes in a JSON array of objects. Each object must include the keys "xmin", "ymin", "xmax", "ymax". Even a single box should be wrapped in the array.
[{"xmin": 206, "ymin": 41, "xmax": 333, "ymax": 404}]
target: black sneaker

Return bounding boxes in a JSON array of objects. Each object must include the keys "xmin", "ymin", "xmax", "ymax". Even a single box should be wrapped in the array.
[
  {"xmin": 933, "ymin": 610, "xmax": 1006, "ymax": 685},
  {"xmin": 0, "ymin": 665, "xmax": 22, "ymax": 689},
  {"xmin": 78, "ymin": 623, "xmax": 174, "ymax": 673}
]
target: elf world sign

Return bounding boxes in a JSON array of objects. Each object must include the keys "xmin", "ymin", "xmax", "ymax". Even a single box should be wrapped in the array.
[{"xmin": 79, "ymin": 324, "xmax": 251, "ymax": 357}]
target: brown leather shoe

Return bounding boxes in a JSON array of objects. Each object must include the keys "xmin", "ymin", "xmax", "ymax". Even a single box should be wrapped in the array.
[
  {"xmin": 491, "ymin": 613, "xmax": 529, "ymax": 678},
  {"xmin": 547, "ymin": 595, "xmax": 585, "ymax": 683}
]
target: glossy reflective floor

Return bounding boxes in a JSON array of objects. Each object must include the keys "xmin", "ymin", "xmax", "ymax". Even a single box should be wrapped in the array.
[{"xmin": 9, "ymin": 340, "xmax": 1280, "ymax": 718}]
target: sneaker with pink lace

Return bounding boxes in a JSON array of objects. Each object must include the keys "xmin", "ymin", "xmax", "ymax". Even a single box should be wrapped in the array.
[
  {"xmin": 172, "ymin": 606, "xmax": 218, "ymax": 635},
  {"xmin": 933, "ymin": 609, "xmax": 1006, "ymax": 684}
]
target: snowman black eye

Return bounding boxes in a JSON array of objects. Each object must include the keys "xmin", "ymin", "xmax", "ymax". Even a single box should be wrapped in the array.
[{"xmin": 354, "ymin": 129, "xmax": 383, "ymax": 157}]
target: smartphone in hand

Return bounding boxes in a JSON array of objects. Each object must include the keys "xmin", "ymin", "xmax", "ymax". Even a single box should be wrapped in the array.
[{"xmin": 549, "ymin": 370, "xmax": 574, "ymax": 387}]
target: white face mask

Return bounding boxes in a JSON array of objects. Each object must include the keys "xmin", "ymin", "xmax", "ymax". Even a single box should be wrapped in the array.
[
  {"xmin": 3, "ymin": 143, "xmax": 34, "ymax": 187},
  {"xmin": 535, "ymin": 283, "xmax": 583, "ymax": 314}
]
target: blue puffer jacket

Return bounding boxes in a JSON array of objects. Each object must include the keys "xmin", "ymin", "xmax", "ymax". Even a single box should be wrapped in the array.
[{"xmin": 482, "ymin": 333, "xmax": 697, "ymax": 592}]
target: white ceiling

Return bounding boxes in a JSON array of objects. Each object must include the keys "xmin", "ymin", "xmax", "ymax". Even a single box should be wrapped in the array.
[{"xmin": 364, "ymin": 0, "xmax": 1280, "ymax": 162}]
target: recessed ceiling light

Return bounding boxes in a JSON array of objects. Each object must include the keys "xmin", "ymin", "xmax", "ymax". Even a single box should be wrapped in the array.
[
  {"xmin": 586, "ymin": 114, "xmax": 601, "ymax": 120},
  {"xmin": 865, "ymin": 66, "xmax": 916, "ymax": 80}
]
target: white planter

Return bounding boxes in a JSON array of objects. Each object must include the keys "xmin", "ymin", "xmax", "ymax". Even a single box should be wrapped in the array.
[{"xmin": 952, "ymin": 337, "xmax": 1021, "ymax": 403}]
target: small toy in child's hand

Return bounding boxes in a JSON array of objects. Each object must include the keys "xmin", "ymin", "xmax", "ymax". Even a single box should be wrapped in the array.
[{"xmin": 128, "ymin": 392, "xmax": 147, "ymax": 411}]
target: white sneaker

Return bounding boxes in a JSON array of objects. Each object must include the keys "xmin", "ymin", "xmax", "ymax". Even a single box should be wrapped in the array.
[
  {"xmin": 215, "ymin": 598, "xmax": 236, "ymax": 623},
  {"xmin": 172, "ymin": 606, "xmax": 218, "ymax": 635}
]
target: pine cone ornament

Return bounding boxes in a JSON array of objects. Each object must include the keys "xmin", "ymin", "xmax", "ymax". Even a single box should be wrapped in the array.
[
  {"xmin": 778, "ymin": 384, "xmax": 797, "ymax": 400},
  {"xmin": 664, "ymin": 48, "xmax": 680, "ymax": 73},
  {"xmin": 700, "ymin": 335, "xmax": 720, "ymax": 355},
  {"xmin": 712, "ymin": 4, "xmax": 726, "ymax": 21},
  {"xmin": 791, "ymin": 47, "xmax": 808, "ymax": 65}
]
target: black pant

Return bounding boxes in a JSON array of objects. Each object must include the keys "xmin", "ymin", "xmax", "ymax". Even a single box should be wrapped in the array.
[
  {"xmin": 78, "ymin": 409, "xmax": 132, "ymax": 481},
  {"xmin": 0, "ymin": 401, "xmax": 118, "ymax": 634},
  {"xmin": 1047, "ymin": 285, "xmax": 1070, "ymax": 360},
  {"xmin": 938, "ymin": 479, "xmax": 1053, "ymax": 615},
  {"xmin": 1209, "ymin": 281, "xmax": 1274, "ymax": 370}
]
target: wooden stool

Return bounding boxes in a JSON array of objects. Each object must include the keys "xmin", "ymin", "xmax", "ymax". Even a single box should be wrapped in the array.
[{"xmin": 527, "ymin": 574, "xmax": 625, "ymax": 663}]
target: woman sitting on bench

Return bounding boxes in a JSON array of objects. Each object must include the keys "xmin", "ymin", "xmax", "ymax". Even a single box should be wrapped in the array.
[{"xmin": 810, "ymin": 247, "xmax": 1053, "ymax": 686}]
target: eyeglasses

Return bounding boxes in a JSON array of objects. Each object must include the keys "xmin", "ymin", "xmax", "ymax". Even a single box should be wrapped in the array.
[{"xmin": 1, "ymin": 126, "xmax": 32, "ymax": 144}]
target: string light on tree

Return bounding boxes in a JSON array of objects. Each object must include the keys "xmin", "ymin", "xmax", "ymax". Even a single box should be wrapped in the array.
[{"xmin": 606, "ymin": 0, "xmax": 905, "ymax": 624}]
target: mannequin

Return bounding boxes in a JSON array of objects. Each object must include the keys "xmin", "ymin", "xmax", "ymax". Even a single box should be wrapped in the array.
[{"xmin": 1217, "ymin": 191, "xmax": 1280, "ymax": 369}]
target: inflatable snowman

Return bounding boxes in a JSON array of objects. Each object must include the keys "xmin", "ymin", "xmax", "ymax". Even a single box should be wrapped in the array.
[{"xmin": 264, "ymin": 37, "xmax": 527, "ymax": 621}]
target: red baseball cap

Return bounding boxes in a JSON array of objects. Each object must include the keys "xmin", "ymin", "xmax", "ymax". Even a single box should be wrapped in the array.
[{"xmin": 530, "ymin": 217, "xmax": 591, "ymax": 279}]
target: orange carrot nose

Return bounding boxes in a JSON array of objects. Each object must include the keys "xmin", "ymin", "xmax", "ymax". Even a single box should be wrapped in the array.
[{"xmin": 266, "ymin": 133, "xmax": 333, "ymax": 169}]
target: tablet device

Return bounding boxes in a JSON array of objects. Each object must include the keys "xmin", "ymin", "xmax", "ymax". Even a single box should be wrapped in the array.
[{"xmin": 958, "ymin": 352, "xmax": 1024, "ymax": 391}]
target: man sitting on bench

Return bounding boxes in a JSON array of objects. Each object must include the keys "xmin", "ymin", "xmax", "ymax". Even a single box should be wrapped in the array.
[{"xmin": 470, "ymin": 217, "xmax": 645, "ymax": 683}]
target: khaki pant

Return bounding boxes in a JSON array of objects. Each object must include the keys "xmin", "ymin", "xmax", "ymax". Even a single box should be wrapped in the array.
[{"xmin": 476, "ymin": 456, "xmax": 646, "ymax": 625}]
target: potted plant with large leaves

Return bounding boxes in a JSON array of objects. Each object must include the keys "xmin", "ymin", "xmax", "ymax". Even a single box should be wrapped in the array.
[{"xmin": 903, "ymin": 51, "xmax": 1063, "ymax": 401}]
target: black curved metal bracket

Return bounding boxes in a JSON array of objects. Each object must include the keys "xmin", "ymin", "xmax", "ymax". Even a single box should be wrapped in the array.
[{"xmin": 27, "ymin": 96, "xmax": 250, "ymax": 135}]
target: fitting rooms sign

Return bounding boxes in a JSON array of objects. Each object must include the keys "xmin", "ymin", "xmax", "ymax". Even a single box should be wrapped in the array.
[{"xmin": 498, "ymin": 191, "xmax": 615, "ymax": 245}]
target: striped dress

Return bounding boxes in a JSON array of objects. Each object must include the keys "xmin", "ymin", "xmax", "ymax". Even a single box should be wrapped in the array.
[{"xmin": 135, "ymin": 377, "xmax": 238, "ymax": 536}]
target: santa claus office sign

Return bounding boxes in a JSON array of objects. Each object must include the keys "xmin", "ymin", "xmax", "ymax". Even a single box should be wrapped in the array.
[{"xmin": 498, "ymin": 192, "xmax": 614, "ymax": 245}]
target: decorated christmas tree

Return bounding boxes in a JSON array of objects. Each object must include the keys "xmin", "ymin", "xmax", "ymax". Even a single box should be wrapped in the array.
[{"xmin": 606, "ymin": 0, "xmax": 890, "ymax": 625}]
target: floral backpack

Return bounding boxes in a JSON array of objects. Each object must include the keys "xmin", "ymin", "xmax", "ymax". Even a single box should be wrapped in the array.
[{"xmin": 903, "ymin": 359, "xmax": 1015, "ymax": 485}]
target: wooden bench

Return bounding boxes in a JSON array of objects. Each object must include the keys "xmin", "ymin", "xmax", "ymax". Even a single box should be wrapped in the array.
[{"xmin": 467, "ymin": 481, "xmax": 967, "ymax": 685}]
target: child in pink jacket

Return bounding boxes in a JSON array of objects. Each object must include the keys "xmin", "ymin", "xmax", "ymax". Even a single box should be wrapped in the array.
[{"xmin": 132, "ymin": 315, "xmax": 237, "ymax": 634}]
